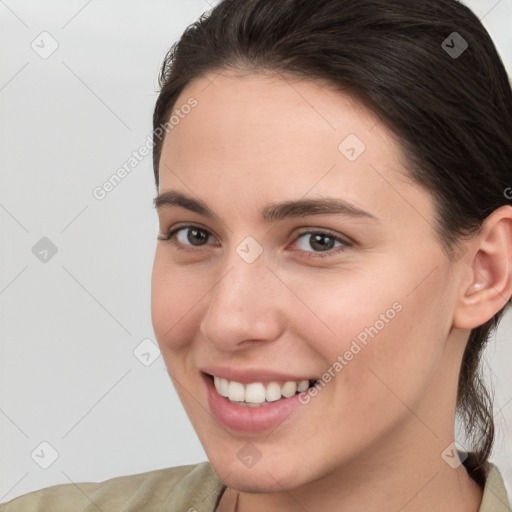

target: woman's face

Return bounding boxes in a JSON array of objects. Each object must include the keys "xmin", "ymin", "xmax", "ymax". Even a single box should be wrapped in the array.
[{"xmin": 151, "ymin": 71, "xmax": 463, "ymax": 492}]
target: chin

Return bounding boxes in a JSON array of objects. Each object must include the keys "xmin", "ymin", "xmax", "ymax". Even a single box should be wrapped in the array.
[
  {"xmin": 207, "ymin": 450, "xmax": 312, "ymax": 493},
  {"xmin": 217, "ymin": 465, "xmax": 302, "ymax": 493}
]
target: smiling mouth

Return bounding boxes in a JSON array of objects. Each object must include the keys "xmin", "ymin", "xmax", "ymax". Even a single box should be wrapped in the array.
[{"xmin": 207, "ymin": 373, "xmax": 320, "ymax": 407}]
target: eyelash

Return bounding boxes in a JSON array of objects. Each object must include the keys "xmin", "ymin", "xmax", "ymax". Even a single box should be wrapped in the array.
[{"xmin": 157, "ymin": 224, "xmax": 352, "ymax": 259}]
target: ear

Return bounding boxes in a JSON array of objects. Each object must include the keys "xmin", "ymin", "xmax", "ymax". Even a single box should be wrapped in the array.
[{"xmin": 453, "ymin": 205, "xmax": 512, "ymax": 330}]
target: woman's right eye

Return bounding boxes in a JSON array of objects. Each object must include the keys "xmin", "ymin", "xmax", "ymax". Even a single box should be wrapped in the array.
[{"xmin": 157, "ymin": 224, "xmax": 217, "ymax": 251}]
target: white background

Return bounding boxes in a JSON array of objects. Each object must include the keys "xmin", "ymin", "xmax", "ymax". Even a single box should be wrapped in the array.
[{"xmin": 1, "ymin": 0, "xmax": 511, "ymax": 503}]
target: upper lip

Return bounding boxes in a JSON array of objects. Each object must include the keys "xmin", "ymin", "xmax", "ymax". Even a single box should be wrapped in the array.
[{"xmin": 200, "ymin": 366, "xmax": 317, "ymax": 385}]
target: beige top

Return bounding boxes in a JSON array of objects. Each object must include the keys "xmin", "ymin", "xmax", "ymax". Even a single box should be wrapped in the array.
[{"xmin": 1, "ymin": 460, "xmax": 510, "ymax": 511}]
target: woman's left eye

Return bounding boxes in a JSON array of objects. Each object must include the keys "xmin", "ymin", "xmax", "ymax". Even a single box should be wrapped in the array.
[
  {"xmin": 158, "ymin": 225, "xmax": 216, "ymax": 248},
  {"xmin": 157, "ymin": 224, "xmax": 351, "ymax": 258}
]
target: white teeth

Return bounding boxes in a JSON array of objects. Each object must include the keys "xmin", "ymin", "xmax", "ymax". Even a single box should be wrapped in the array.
[
  {"xmin": 281, "ymin": 381, "xmax": 297, "ymax": 397},
  {"xmin": 245, "ymin": 382, "xmax": 266, "ymax": 403},
  {"xmin": 219, "ymin": 377, "xmax": 229, "ymax": 397},
  {"xmin": 265, "ymin": 382, "xmax": 282, "ymax": 402},
  {"xmin": 227, "ymin": 381, "xmax": 245, "ymax": 402},
  {"xmin": 213, "ymin": 376, "xmax": 230, "ymax": 397},
  {"xmin": 297, "ymin": 380, "xmax": 309, "ymax": 392},
  {"xmin": 212, "ymin": 375, "xmax": 313, "ymax": 404}
]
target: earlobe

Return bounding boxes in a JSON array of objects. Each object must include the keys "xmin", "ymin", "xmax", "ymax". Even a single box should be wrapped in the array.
[{"xmin": 453, "ymin": 206, "xmax": 512, "ymax": 330}]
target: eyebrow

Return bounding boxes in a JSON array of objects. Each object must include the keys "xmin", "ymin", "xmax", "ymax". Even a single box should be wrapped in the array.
[{"xmin": 153, "ymin": 190, "xmax": 379, "ymax": 223}]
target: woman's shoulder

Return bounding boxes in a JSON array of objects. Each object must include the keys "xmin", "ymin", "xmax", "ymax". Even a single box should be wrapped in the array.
[
  {"xmin": 481, "ymin": 461, "xmax": 512, "ymax": 512},
  {"xmin": 2, "ymin": 458, "xmax": 509, "ymax": 511},
  {"xmin": 0, "ymin": 460, "xmax": 226, "ymax": 512}
]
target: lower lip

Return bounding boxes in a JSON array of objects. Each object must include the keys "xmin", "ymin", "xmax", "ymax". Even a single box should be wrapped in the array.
[{"xmin": 203, "ymin": 373, "xmax": 306, "ymax": 433}]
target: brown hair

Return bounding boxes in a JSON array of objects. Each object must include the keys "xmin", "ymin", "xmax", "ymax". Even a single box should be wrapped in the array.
[{"xmin": 152, "ymin": 0, "xmax": 512, "ymax": 487}]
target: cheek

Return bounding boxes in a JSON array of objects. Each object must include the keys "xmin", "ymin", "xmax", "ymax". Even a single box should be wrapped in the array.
[
  {"xmin": 150, "ymin": 254, "xmax": 210, "ymax": 353},
  {"xmin": 290, "ymin": 260, "xmax": 449, "ymax": 399},
  {"xmin": 282, "ymin": 263, "xmax": 405, "ymax": 358},
  {"xmin": 322, "ymin": 267, "xmax": 452, "ymax": 429}
]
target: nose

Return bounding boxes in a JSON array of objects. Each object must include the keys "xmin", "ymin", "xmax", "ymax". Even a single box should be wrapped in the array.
[{"xmin": 198, "ymin": 248, "xmax": 286, "ymax": 351}]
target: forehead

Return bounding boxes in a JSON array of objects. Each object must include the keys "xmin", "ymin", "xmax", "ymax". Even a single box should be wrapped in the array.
[
  {"xmin": 158, "ymin": 71, "xmax": 434, "ymax": 228},
  {"xmin": 164, "ymin": 70, "xmax": 386, "ymax": 163}
]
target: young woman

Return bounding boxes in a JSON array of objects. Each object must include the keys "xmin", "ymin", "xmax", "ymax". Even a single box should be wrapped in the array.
[{"xmin": 2, "ymin": 0, "xmax": 511, "ymax": 511}]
